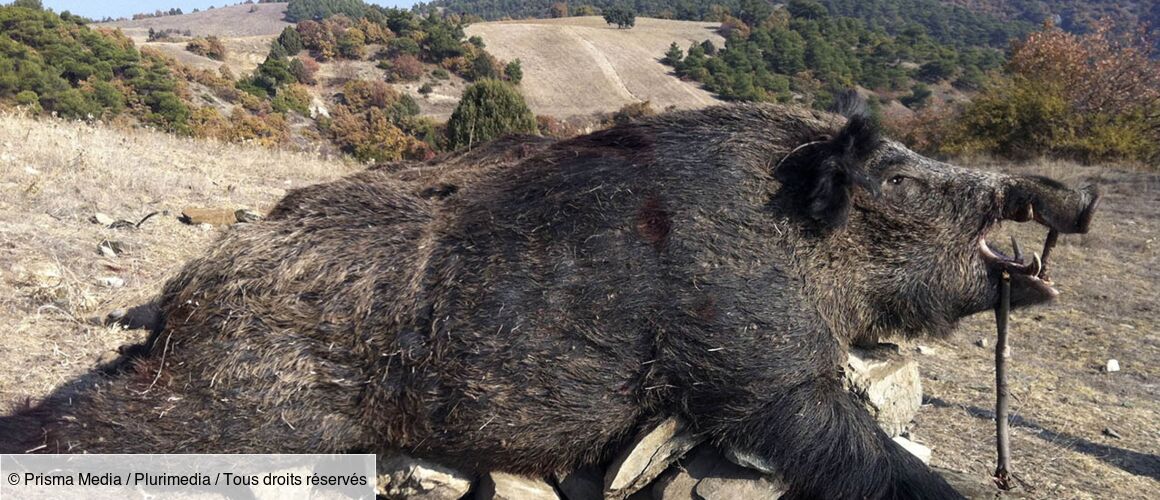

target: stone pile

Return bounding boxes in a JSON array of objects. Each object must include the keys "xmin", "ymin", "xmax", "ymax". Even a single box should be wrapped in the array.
[{"xmin": 376, "ymin": 343, "xmax": 942, "ymax": 500}]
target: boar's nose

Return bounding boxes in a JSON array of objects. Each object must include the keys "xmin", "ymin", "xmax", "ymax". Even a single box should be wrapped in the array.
[{"xmin": 1001, "ymin": 176, "xmax": 1100, "ymax": 234}]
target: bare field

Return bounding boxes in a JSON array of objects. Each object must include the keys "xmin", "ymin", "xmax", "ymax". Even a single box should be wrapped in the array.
[
  {"xmin": 0, "ymin": 112, "xmax": 354, "ymax": 402},
  {"xmin": 901, "ymin": 159, "xmax": 1160, "ymax": 498},
  {"xmin": 0, "ymin": 116, "xmax": 1155, "ymax": 498},
  {"xmin": 466, "ymin": 16, "xmax": 724, "ymax": 117},
  {"xmin": 96, "ymin": 2, "xmax": 291, "ymax": 40}
]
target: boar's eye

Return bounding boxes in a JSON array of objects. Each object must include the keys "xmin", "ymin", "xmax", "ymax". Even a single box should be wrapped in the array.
[{"xmin": 888, "ymin": 175, "xmax": 908, "ymax": 185}]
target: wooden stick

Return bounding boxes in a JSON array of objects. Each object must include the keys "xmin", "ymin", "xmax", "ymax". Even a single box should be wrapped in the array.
[{"xmin": 994, "ymin": 271, "xmax": 1012, "ymax": 490}]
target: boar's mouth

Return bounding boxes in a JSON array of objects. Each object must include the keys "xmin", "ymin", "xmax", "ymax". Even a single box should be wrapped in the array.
[
  {"xmin": 977, "ymin": 185, "xmax": 1100, "ymax": 305},
  {"xmin": 978, "ymin": 230, "xmax": 1058, "ymax": 301}
]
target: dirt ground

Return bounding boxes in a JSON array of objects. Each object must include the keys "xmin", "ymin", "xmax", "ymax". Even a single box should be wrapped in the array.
[
  {"xmin": 905, "ymin": 158, "xmax": 1159, "ymax": 499},
  {"xmin": 0, "ymin": 114, "xmax": 1155, "ymax": 498},
  {"xmin": 466, "ymin": 16, "xmax": 724, "ymax": 117}
]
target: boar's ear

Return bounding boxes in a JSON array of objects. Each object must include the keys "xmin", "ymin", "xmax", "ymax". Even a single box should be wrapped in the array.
[{"xmin": 774, "ymin": 114, "xmax": 881, "ymax": 229}]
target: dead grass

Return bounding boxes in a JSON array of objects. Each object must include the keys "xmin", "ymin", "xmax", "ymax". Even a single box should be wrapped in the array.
[
  {"xmin": 0, "ymin": 110, "xmax": 354, "ymax": 402},
  {"xmin": 96, "ymin": 3, "xmax": 291, "ymax": 40},
  {"xmin": 465, "ymin": 16, "xmax": 724, "ymax": 117}
]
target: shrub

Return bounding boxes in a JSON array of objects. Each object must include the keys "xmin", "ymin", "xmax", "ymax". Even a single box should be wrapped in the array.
[
  {"xmin": 271, "ymin": 83, "xmax": 312, "ymax": 114},
  {"xmin": 385, "ymin": 54, "xmax": 424, "ymax": 82},
  {"xmin": 431, "ymin": 68, "xmax": 450, "ymax": 80},
  {"xmin": 14, "ymin": 90, "xmax": 41, "ymax": 112},
  {"xmin": 945, "ymin": 22, "xmax": 1159, "ymax": 163},
  {"xmin": 186, "ymin": 36, "xmax": 227, "ymax": 61},
  {"xmin": 612, "ymin": 100, "xmax": 655, "ymax": 125},
  {"xmin": 504, "ymin": 59, "xmax": 523, "ymax": 85},
  {"xmin": 276, "ymin": 26, "xmax": 304, "ymax": 54},
  {"xmin": 337, "ymin": 28, "xmax": 366, "ymax": 59},
  {"xmin": 341, "ymin": 80, "xmax": 399, "ymax": 109},
  {"xmin": 446, "ymin": 79, "xmax": 537, "ymax": 150},
  {"xmin": 289, "ymin": 56, "xmax": 320, "ymax": 85},
  {"xmin": 226, "ymin": 108, "xmax": 289, "ymax": 146},
  {"xmin": 418, "ymin": 82, "xmax": 434, "ymax": 95},
  {"xmin": 328, "ymin": 105, "xmax": 427, "ymax": 162},
  {"xmin": 470, "ymin": 53, "xmax": 499, "ymax": 80}
]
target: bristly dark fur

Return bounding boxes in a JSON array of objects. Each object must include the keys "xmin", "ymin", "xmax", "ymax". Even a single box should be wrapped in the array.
[
  {"xmin": 1, "ymin": 102, "xmax": 1099, "ymax": 499},
  {"xmin": 831, "ymin": 88, "xmax": 869, "ymax": 119},
  {"xmin": 774, "ymin": 114, "xmax": 882, "ymax": 229}
]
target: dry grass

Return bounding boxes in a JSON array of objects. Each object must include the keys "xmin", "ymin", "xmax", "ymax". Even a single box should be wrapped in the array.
[
  {"xmin": 95, "ymin": 3, "xmax": 290, "ymax": 76},
  {"xmin": 96, "ymin": 3, "xmax": 291, "ymax": 40},
  {"xmin": 0, "ymin": 111, "xmax": 354, "ymax": 402},
  {"xmin": 465, "ymin": 16, "xmax": 724, "ymax": 117},
  {"xmin": 902, "ymin": 158, "xmax": 1159, "ymax": 499}
]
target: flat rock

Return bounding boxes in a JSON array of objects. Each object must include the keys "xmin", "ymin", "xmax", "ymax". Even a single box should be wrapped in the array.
[
  {"xmin": 892, "ymin": 436, "xmax": 932, "ymax": 465},
  {"xmin": 556, "ymin": 466, "xmax": 603, "ymax": 500},
  {"xmin": 91, "ymin": 212, "xmax": 116, "ymax": 226},
  {"xmin": 477, "ymin": 472, "xmax": 559, "ymax": 500},
  {"xmin": 181, "ymin": 207, "xmax": 241, "ymax": 225},
  {"xmin": 13, "ymin": 261, "xmax": 62, "ymax": 287},
  {"xmin": 96, "ymin": 276, "xmax": 125, "ymax": 288},
  {"xmin": 377, "ymin": 452, "xmax": 472, "ymax": 500},
  {"xmin": 846, "ymin": 344, "xmax": 923, "ymax": 437},
  {"xmin": 605, "ymin": 417, "xmax": 702, "ymax": 499},
  {"xmin": 652, "ymin": 446, "xmax": 787, "ymax": 500}
]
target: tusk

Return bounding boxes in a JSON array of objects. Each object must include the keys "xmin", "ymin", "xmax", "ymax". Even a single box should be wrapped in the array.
[
  {"xmin": 1010, "ymin": 236, "xmax": 1024, "ymax": 263},
  {"xmin": 1028, "ymin": 253, "xmax": 1042, "ymax": 277}
]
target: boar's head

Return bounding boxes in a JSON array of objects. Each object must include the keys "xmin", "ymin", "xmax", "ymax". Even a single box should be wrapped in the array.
[{"xmin": 773, "ymin": 113, "xmax": 1099, "ymax": 344}]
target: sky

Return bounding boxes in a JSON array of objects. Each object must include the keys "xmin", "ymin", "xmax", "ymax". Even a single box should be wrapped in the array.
[{"xmin": 39, "ymin": 1, "xmax": 418, "ymax": 20}]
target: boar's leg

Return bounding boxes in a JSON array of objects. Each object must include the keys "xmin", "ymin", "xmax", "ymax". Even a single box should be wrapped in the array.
[{"xmin": 714, "ymin": 378, "xmax": 964, "ymax": 500}]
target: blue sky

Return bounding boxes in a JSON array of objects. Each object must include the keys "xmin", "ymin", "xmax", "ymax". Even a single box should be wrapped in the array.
[{"xmin": 40, "ymin": 1, "xmax": 418, "ymax": 20}]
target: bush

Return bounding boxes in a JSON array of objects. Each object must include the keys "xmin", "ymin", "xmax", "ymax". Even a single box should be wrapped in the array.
[
  {"xmin": 418, "ymin": 82, "xmax": 434, "ymax": 95},
  {"xmin": 276, "ymin": 26, "xmax": 304, "ymax": 54},
  {"xmin": 446, "ymin": 79, "xmax": 537, "ymax": 150},
  {"xmin": 944, "ymin": 22, "xmax": 1159, "ymax": 163},
  {"xmin": 14, "ymin": 90, "xmax": 41, "ymax": 112},
  {"xmin": 289, "ymin": 56, "xmax": 319, "ymax": 85},
  {"xmin": 337, "ymin": 28, "xmax": 366, "ymax": 59},
  {"xmin": 504, "ymin": 59, "xmax": 523, "ymax": 85},
  {"xmin": 271, "ymin": 83, "xmax": 312, "ymax": 114},
  {"xmin": 186, "ymin": 36, "xmax": 227, "ymax": 61},
  {"xmin": 385, "ymin": 54, "xmax": 424, "ymax": 82},
  {"xmin": 431, "ymin": 67, "xmax": 450, "ymax": 80},
  {"xmin": 328, "ymin": 105, "xmax": 427, "ymax": 162},
  {"xmin": 612, "ymin": 100, "xmax": 655, "ymax": 125},
  {"xmin": 603, "ymin": 6, "xmax": 635, "ymax": 29}
]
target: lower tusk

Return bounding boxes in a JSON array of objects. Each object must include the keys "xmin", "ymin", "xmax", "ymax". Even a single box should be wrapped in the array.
[{"xmin": 1029, "ymin": 253, "xmax": 1042, "ymax": 277}]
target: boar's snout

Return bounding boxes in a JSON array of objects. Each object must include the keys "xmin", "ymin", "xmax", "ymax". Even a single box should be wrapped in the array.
[
  {"xmin": 1001, "ymin": 176, "xmax": 1100, "ymax": 234},
  {"xmin": 982, "ymin": 175, "xmax": 1100, "ymax": 308}
]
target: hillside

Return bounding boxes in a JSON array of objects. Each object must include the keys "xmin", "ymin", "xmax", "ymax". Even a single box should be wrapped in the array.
[
  {"xmin": 96, "ymin": 3, "xmax": 291, "ymax": 77},
  {"xmin": 99, "ymin": 8, "xmax": 724, "ymax": 119},
  {"xmin": 95, "ymin": 2, "xmax": 291, "ymax": 41},
  {"xmin": 464, "ymin": 16, "xmax": 723, "ymax": 117}
]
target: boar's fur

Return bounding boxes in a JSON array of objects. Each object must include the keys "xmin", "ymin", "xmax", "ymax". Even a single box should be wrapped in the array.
[{"xmin": 2, "ymin": 103, "xmax": 1101, "ymax": 499}]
